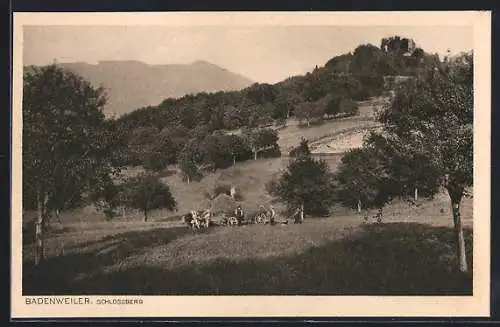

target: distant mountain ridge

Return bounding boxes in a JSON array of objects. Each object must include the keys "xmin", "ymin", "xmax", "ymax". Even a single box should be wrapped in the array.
[{"xmin": 32, "ymin": 60, "xmax": 254, "ymax": 117}]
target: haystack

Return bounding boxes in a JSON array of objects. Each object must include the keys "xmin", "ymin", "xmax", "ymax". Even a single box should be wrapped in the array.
[{"xmin": 210, "ymin": 194, "xmax": 238, "ymax": 216}]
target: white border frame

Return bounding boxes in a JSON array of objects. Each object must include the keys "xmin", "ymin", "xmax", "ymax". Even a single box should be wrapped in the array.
[{"xmin": 11, "ymin": 11, "xmax": 491, "ymax": 318}]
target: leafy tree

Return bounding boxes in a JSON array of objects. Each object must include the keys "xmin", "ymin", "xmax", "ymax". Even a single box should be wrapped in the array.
[
  {"xmin": 369, "ymin": 52, "xmax": 474, "ymax": 272},
  {"xmin": 273, "ymin": 146, "xmax": 336, "ymax": 216},
  {"xmin": 143, "ymin": 131, "xmax": 179, "ymax": 172},
  {"xmin": 294, "ymin": 101, "xmax": 324, "ymax": 127},
  {"xmin": 364, "ymin": 132, "xmax": 442, "ymax": 202},
  {"xmin": 226, "ymin": 134, "xmax": 253, "ymax": 163},
  {"xmin": 178, "ymin": 139, "xmax": 205, "ymax": 183},
  {"xmin": 127, "ymin": 126, "xmax": 159, "ymax": 165},
  {"xmin": 121, "ymin": 173, "xmax": 177, "ymax": 222},
  {"xmin": 200, "ymin": 134, "xmax": 234, "ymax": 171},
  {"xmin": 289, "ymin": 138, "xmax": 312, "ymax": 158},
  {"xmin": 23, "ymin": 64, "xmax": 123, "ymax": 265},
  {"xmin": 335, "ymin": 147, "xmax": 392, "ymax": 213},
  {"xmin": 89, "ymin": 173, "xmax": 124, "ymax": 220},
  {"xmin": 350, "ymin": 44, "xmax": 385, "ymax": 76},
  {"xmin": 244, "ymin": 128, "xmax": 280, "ymax": 160}
]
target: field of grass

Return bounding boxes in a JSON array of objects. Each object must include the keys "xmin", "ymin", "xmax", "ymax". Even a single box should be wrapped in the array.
[
  {"xmin": 22, "ymin": 94, "xmax": 474, "ymax": 296},
  {"xmin": 23, "ymin": 196, "xmax": 473, "ymax": 295},
  {"xmin": 23, "ymin": 191, "xmax": 473, "ymax": 295}
]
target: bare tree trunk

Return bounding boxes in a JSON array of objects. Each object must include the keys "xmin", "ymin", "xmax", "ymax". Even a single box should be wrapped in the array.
[
  {"xmin": 55, "ymin": 208, "xmax": 61, "ymax": 224},
  {"xmin": 452, "ymin": 201, "xmax": 468, "ymax": 272},
  {"xmin": 414, "ymin": 187, "xmax": 419, "ymax": 202},
  {"xmin": 357, "ymin": 199, "xmax": 362, "ymax": 214},
  {"xmin": 300, "ymin": 202, "xmax": 304, "ymax": 222},
  {"xmin": 447, "ymin": 184, "xmax": 468, "ymax": 273},
  {"xmin": 34, "ymin": 191, "xmax": 49, "ymax": 266}
]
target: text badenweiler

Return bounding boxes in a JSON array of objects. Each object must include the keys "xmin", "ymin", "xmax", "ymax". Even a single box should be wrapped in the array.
[
  {"xmin": 25, "ymin": 297, "xmax": 144, "ymax": 305},
  {"xmin": 25, "ymin": 297, "xmax": 91, "ymax": 305}
]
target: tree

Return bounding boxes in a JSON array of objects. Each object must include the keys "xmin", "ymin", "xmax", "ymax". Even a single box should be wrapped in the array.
[
  {"xmin": 350, "ymin": 44, "xmax": 385, "ymax": 76},
  {"xmin": 364, "ymin": 132, "xmax": 442, "ymax": 203},
  {"xmin": 127, "ymin": 126, "xmax": 159, "ymax": 165},
  {"xmin": 178, "ymin": 139, "xmax": 204, "ymax": 183},
  {"xmin": 273, "ymin": 146, "xmax": 336, "ymax": 216},
  {"xmin": 289, "ymin": 138, "xmax": 312, "ymax": 158},
  {"xmin": 244, "ymin": 128, "xmax": 280, "ymax": 160},
  {"xmin": 294, "ymin": 101, "xmax": 324, "ymax": 127},
  {"xmin": 23, "ymin": 64, "xmax": 124, "ymax": 265},
  {"xmin": 122, "ymin": 173, "xmax": 177, "ymax": 222},
  {"xmin": 335, "ymin": 147, "xmax": 391, "ymax": 213},
  {"xmin": 89, "ymin": 173, "xmax": 124, "ymax": 220},
  {"xmin": 370, "ymin": 53, "xmax": 473, "ymax": 272},
  {"xmin": 226, "ymin": 135, "xmax": 253, "ymax": 164},
  {"xmin": 143, "ymin": 129, "xmax": 181, "ymax": 172},
  {"xmin": 200, "ymin": 134, "xmax": 234, "ymax": 171}
]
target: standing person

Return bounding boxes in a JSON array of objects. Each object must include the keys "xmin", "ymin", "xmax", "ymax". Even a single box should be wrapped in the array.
[
  {"xmin": 189, "ymin": 210, "xmax": 200, "ymax": 229},
  {"xmin": 201, "ymin": 208, "xmax": 211, "ymax": 228},
  {"xmin": 234, "ymin": 205, "xmax": 245, "ymax": 225},
  {"xmin": 269, "ymin": 205, "xmax": 276, "ymax": 225},
  {"xmin": 293, "ymin": 205, "xmax": 304, "ymax": 224}
]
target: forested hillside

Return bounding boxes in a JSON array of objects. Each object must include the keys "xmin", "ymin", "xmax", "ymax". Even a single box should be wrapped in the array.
[{"xmin": 111, "ymin": 37, "xmax": 439, "ymax": 175}]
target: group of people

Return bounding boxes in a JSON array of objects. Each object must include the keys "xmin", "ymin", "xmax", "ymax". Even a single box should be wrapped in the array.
[{"xmin": 183, "ymin": 204, "xmax": 305, "ymax": 229}]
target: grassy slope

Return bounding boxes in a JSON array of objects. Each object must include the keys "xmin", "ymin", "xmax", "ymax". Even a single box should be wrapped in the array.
[
  {"xmin": 23, "ymin": 214, "xmax": 473, "ymax": 295},
  {"xmin": 22, "ymin": 95, "xmax": 474, "ymax": 295}
]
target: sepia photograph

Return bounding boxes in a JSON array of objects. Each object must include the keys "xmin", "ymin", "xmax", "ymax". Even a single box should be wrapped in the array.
[{"xmin": 11, "ymin": 11, "xmax": 491, "ymax": 318}]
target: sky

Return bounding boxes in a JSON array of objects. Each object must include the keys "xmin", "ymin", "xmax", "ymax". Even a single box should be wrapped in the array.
[{"xmin": 23, "ymin": 25, "xmax": 473, "ymax": 84}]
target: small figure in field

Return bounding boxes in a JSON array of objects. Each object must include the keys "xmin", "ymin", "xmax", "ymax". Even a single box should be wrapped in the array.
[
  {"xmin": 234, "ymin": 205, "xmax": 245, "ymax": 225},
  {"xmin": 200, "ymin": 208, "xmax": 211, "ymax": 228},
  {"xmin": 184, "ymin": 210, "xmax": 200, "ymax": 230},
  {"xmin": 269, "ymin": 205, "xmax": 276, "ymax": 225},
  {"xmin": 293, "ymin": 205, "xmax": 304, "ymax": 224},
  {"xmin": 374, "ymin": 207, "xmax": 383, "ymax": 223}
]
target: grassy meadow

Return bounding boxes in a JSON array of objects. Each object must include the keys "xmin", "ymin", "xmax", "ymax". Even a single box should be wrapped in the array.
[{"xmin": 22, "ymin": 96, "xmax": 474, "ymax": 295}]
